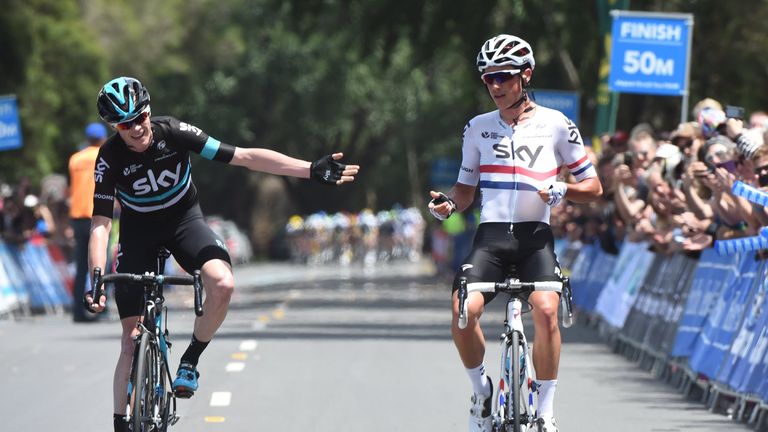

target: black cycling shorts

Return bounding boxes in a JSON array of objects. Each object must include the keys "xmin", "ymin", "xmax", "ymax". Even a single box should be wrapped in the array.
[
  {"xmin": 452, "ymin": 222, "xmax": 561, "ymax": 305},
  {"xmin": 114, "ymin": 204, "xmax": 231, "ymax": 319}
]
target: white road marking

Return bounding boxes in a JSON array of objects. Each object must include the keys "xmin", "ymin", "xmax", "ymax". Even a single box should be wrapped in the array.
[
  {"xmin": 239, "ymin": 340, "xmax": 257, "ymax": 351},
  {"xmin": 210, "ymin": 392, "xmax": 231, "ymax": 407},
  {"xmin": 226, "ymin": 362, "xmax": 245, "ymax": 372}
]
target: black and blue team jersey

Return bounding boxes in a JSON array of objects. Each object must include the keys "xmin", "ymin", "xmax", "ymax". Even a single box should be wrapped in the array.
[{"xmin": 92, "ymin": 116, "xmax": 235, "ymax": 219}]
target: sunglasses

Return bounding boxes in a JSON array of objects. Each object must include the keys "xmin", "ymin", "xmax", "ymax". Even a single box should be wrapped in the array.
[
  {"xmin": 716, "ymin": 160, "xmax": 738, "ymax": 174},
  {"xmin": 480, "ymin": 69, "xmax": 521, "ymax": 86},
  {"xmin": 673, "ymin": 137, "xmax": 693, "ymax": 149},
  {"xmin": 754, "ymin": 164, "xmax": 768, "ymax": 175},
  {"xmin": 115, "ymin": 111, "xmax": 150, "ymax": 131}
]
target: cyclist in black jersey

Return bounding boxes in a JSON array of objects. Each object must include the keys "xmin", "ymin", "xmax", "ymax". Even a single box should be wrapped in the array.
[
  {"xmin": 428, "ymin": 35, "xmax": 602, "ymax": 432},
  {"xmin": 83, "ymin": 77, "xmax": 359, "ymax": 432}
]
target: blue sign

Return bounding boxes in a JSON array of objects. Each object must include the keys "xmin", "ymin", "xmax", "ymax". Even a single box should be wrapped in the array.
[
  {"xmin": 430, "ymin": 158, "xmax": 460, "ymax": 189},
  {"xmin": 533, "ymin": 90, "xmax": 580, "ymax": 126},
  {"xmin": 0, "ymin": 96, "xmax": 23, "ymax": 151},
  {"xmin": 608, "ymin": 11, "xmax": 693, "ymax": 96}
]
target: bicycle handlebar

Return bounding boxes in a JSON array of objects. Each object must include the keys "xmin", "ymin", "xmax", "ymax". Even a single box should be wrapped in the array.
[
  {"xmin": 88, "ymin": 267, "xmax": 204, "ymax": 317},
  {"xmin": 465, "ymin": 280, "xmax": 563, "ymax": 294},
  {"xmin": 457, "ymin": 278, "xmax": 564, "ymax": 330}
]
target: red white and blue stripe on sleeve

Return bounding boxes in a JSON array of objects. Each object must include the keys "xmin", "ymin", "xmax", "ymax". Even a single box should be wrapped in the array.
[{"xmin": 565, "ymin": 154, "xmax": 596, "ymax": 181}]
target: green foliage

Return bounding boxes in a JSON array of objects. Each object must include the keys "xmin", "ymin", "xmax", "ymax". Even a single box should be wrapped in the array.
[
  {"xmin": 2, "ymin": 0, "xmax": 767, "ymax": 216},
  {"xmin": 0, "ymin": 0, "xmax": 107, "ymax": 183}
]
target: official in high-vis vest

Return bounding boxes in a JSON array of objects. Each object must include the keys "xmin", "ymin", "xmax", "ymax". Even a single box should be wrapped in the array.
[{"xmin": 69, "ymin": 122, "xmax": 108, "ymax": 322}]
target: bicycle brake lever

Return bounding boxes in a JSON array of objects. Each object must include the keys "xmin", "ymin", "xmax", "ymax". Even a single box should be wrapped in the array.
[
  {"xmin": 457, "ymin": 277, "xmax": 469, "ymax": 329},
  {"xmin": 458, "ymin": 299, "xmax": 469, "ymax": 329},
  {"xmin": 561, "ymin": 277, "xmax": 574, "ymax": 328},
  {"xmin": 193, "ymin": 270, "xmax": 204, "ymax": 317}
]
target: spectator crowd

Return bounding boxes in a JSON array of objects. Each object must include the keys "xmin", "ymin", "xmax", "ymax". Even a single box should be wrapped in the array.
[{"xmin": 555, "ymin": 98, "xmax": 768, "ymax": 259}]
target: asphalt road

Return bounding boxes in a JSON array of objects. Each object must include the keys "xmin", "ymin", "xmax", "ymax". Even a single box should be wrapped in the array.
[{"xmin": 0, "ymin": 261, "xmax": 752, "ymax": 431}]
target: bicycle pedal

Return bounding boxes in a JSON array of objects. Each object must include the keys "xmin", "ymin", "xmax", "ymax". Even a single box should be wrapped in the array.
[
  {"xmin": 170, "ymin": 414, "xmax": 180, "ymax": 425},
  {"xmin": 174, "ymin": 388, "xmax": 194, "ymax": 399}
]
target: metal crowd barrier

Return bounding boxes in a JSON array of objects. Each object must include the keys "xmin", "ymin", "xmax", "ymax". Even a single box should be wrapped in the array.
[
  {"xmin": 567, "ymin": 240, "xmax": 768, "ymax": 430},
  {"xmin": 0, "ymin": 239, "xmax": 72, "ymax": 318}
]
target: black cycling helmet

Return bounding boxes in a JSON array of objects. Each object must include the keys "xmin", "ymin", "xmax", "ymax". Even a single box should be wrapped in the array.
[{"xmin": 97, "ymin": 77, "xmax": 151, "ymax": 124}]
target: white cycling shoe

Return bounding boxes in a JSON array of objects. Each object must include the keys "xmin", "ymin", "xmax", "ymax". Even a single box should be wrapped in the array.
[
  {"xmin": 468, "ymin": 379, "xmax": 493, "ymax": 432},
  {"xmin": 539, "ymin": 416, "xmax": 558, "ymax": 432}
]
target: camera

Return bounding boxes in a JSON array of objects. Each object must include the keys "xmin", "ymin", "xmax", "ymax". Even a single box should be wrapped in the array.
[
  {"xmin": 726, "ymin": 105, "xmax": 745, "ymax": 120},
  {"xmin": 611, "ymin": 151, "xmax": 634, "ymax": 167}
]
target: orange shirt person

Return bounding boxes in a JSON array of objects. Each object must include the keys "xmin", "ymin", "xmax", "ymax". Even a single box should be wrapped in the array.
[{"xmin": 68, "ymin": 122, "xmax": 107, "ymax": 322}]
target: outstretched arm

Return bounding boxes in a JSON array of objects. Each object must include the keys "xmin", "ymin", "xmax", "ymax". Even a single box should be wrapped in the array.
[{"xmin": 230, "ymin": 149, "xmax": 359, "ymax": 184}]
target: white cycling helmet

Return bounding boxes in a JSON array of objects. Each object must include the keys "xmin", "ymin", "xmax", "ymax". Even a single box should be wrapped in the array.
[{"xmin": 476, "ymin": 34, "xmax": 535, "ymax": 73}]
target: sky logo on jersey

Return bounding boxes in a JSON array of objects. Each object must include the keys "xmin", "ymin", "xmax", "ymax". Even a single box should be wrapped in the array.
[
  {"xmin": 132, "ymin": 162, "xmax": 183, "ymax": 195},
  {"xmin": 94, "ymin": 157, "xmax": 110, "ymax": 183},
  {"xmin": 493, "ymin": 142, "xmax": 544, "ymax": 168},
  {"xmin": 565, "ymin": 118, "xmax": 582, "ymax": 145},
  {"xmin": 179, "ymin": 122, "xmax": 202, "ymax": 136}
]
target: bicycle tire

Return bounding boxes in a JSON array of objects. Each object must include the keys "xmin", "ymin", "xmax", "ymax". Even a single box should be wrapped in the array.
[
  {"xmin": 508, "ymin": 331, "xmax": 522, "ymax": 432},
  {"xmin": 158, "ymin": 352, "xmax": 172, "ymax": 432},
  {"xmin": 131, "ymin": 332, "xmax": 154, "ymax": 432}
]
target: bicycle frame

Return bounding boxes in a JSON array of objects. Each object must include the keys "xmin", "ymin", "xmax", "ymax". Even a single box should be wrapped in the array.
[{"xmin": 128, "ymin": 279, "xmax": 179, "ymax": 429}]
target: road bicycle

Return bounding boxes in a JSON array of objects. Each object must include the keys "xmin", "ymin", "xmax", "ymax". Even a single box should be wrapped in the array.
[
  {"xmin": 457, "ymin": 276, "xmax": 573, "ymax": 432},
  {"xmin": 90, "ymin": 248, "xmax": 204, "ymax": 432}
]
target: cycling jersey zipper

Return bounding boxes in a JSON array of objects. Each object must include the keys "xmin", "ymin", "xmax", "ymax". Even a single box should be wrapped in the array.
[{"xmin": 506, "ymin": 122, "xmax": 516, "ymax": 235}]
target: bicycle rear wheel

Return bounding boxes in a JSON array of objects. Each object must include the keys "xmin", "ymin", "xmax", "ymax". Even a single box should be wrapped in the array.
[{"xmin": 131, "ymin": 332, "xmax": 155, "ymax": 431}]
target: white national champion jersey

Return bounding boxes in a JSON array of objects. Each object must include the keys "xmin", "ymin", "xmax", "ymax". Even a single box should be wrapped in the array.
[{"xmin": 456, "ymin": 106, "xmax": 597, "ymax": 224}]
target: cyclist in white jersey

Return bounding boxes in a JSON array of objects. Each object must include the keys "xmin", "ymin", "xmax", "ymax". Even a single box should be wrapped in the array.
[{"xmin": 428, "ymin": 34, "xmax": 602, "ymax": 432}]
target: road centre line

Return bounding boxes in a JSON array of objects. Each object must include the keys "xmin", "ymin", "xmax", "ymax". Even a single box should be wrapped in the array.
[
  {"xmin": 226, "ymin": 362, "xmax": 245, "ymax": 372},
  {"xmin": 210, "ymin": 392, "xmax": 231, "ymax": 407},
  {"xmin": 204, "ymin": 416, "xmax": 226, "ymax": 423},
  {"xmin": 239, "ymin": 340, "xmax": 257, "ymax": 351}
]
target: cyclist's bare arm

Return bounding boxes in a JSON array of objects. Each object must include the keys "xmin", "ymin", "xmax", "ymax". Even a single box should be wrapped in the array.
[
  {"xmin": 86, "ymin": 215, "xmax": 111, "ymax": 312},
  {"xmin": 230, "ymin": 147, "xmax": 311, "ymax": 177},
  {"xmin": 230, "ymin": 149, "xmax": 359, "ymax": 182},
  {"xmin": 560, "ymin": 177, "xmax": 603, "ymax": 203}
]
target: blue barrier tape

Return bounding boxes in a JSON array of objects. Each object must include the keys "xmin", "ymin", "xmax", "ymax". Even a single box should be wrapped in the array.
[{"xmin": 732, "ymin": 181, "xmax": 768, "ymax": 207}]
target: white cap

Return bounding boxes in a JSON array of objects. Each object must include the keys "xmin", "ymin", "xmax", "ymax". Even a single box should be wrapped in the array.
[{"xmin": 24, "ymin": 194, "xmax": 39, "ymax": 208}]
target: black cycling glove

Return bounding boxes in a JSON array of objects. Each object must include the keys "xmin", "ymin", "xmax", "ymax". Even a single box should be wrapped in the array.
[
  {"xmin": 310, "ymin": 154, "xmax": 346, "ymax": 185},
  {"xmin": 429, "ymin": 192, "xmax": 457, "ymax": 220}
]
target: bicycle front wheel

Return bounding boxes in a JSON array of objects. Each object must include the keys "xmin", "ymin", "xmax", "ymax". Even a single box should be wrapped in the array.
[
  {"xmin": 131, "ymin": 332, "xmax": 155, "ymax": 432},
  {"xmin": 507, "ymin": 331, "xmax": 522, "ymax": 432}
]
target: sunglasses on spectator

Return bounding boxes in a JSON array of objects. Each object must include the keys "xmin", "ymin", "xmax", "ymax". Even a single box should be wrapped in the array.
[
  {"xmin": 716, "ymin": 160, "xmax": 738, "ymax": 174},
  {"xmin": 673, "ymin": 137, "xmax": 693, "ymax": 149},
  {"xmin": 481, "ymin": 69, "xmax": 521, "ymax": 86},
  {"xmin": 114, "ymin": 111, "xmax": 150, "ymax": 131},
  {"xmin": 754, "ymin": 164, "xmax": 768, "ymax": 175}
]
